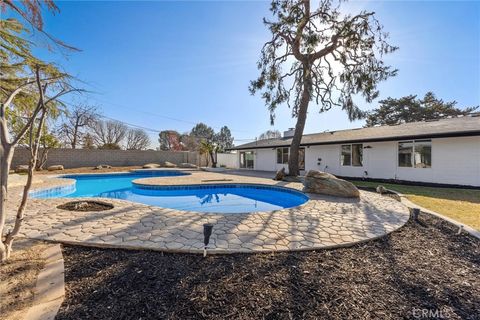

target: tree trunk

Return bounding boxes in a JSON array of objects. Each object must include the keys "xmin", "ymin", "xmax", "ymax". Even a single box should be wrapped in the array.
[
  {"xmin": 210, "ymin": 151, "xmax": 217, "ymax": 168},
  {"xmin": 3, "ymin": 151, "xmax": 35, "ymax": 259},
  {"xmin": 71, "ymin": 122, "xmax": 79, "ymax": 149},
  {"xmin": 3, "ymin": 109, "xmax": 46, "ymax": 259},
  {"xmin": 0, "ymin": 143, "xmax": 13, "ymax": 262},
  {"xmin": 288, "ymin": 71, "xmax": 312, "ymax": 177},
  {"xmin": 36, "ymin": 147, "xmax": 49, "ymax": 170},
  {"xmin": 203, "ymin": 153, "xmax": 209, "ymax": 167},
  {"xmin": 1, "ymin": 97, "xmax": 14, "ymax": 262}
]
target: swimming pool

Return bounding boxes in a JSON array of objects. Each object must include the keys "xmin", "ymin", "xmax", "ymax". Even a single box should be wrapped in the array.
[{"xmin": 32, "ymin": 171, "xmax": 308, "ymax": 213}]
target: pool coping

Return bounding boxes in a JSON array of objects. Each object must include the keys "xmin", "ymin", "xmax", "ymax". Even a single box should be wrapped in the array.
[
  {"xmin": 30, "ymin": 174, "xmax": 311, "ymax": 215},
  {"xmin": 12, "ymin": 171, "xmax": 411, "ymax": 254}
]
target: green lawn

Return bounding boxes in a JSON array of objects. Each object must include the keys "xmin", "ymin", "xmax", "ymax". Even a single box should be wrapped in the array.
[{"xmin": 350, "ymin": 180, "xmax": 480, "ymax": 230}]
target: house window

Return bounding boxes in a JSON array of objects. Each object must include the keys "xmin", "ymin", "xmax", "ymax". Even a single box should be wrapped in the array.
[
  {"xmin": 398, "ymin": 141, "xmax": 413, "ymax": 167},
  {"xmin": 341, "ymin": 145, "xmax": 351, "ymax": 166},
  {"xmin": 240, "ymin": 151, "xmax": 254, "ymax": 169},
  {"xmin": 398, "ymin": 140, "xmax": 431, "ymax": 168},
  {"xmin": 276, "ymin": 147, "xmax": 305, "ymax": 170},
  {"xmin": 298, "ymin": 148, "xmax": 305, "ymax": 170},
  {"xmin": 341, "ymin": 144, "xmax": 363, "ymax": 166},
  {"xmin": 276, "ymin": 147, "xmax": 289, "ymax": 164}
]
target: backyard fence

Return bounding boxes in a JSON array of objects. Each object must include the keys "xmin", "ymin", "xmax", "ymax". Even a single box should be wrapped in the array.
[{"xmin": 11, "ymin": 148, "xmax": 206, "ymax": 169}]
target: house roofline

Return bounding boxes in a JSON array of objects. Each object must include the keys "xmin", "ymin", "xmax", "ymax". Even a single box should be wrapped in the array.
[{"xmin": 228, "ymin": 131, "xmax": 480, "ymax": 151}]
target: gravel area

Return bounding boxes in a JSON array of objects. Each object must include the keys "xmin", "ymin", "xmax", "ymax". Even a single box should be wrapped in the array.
[{"xmin": 57, "ymin": 213, "xmax": 479, "ymax": 320}]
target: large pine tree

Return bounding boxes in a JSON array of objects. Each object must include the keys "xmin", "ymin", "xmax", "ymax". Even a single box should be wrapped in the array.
[
  {"xmin": 250, "ymin": 0, "xmax": 397, "ymax": 176},
  {"xmin": 365, "ymin": 92, "xmax": 479, "ymax": 127}
]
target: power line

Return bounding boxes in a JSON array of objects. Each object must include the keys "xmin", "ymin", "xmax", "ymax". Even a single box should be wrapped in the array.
[
  {"xmin": 58, "ymin": 99, "xmax": 258, "ymax": 142},
  {"xmin": 100, "ymin": 114, "xmax": 256, "ymax": 141},
  {"xmin": 89, "ymin": 97, "xmax": 252, "ymax": 134},
  {"xmin": 99, "ymin": 115, "xmax": 161, "ymax": 133}
]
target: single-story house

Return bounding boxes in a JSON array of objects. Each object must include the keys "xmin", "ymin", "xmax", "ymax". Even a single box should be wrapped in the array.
[{"xmin": 228, "ymin": 116, "xmax": 480, "ymax": 187}]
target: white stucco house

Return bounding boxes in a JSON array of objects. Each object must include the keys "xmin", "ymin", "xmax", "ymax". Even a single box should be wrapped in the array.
[{"xmin": 227, "ymin": 116, "xmax": 480, "ymax": 187}]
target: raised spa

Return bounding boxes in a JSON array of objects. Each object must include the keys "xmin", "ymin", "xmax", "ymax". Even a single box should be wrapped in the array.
[{"xmin": 32, "ymin": 171, "xmax": 308, "ymax": 213}]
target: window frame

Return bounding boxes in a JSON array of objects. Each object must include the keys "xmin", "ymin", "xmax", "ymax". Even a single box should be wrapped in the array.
[
  {"xmin": 240, "ymin": 151, "xmax": 254, "ymax": 169},
  {"xmin": 398, "ymin": 139, "xmax": 432, "ymax": 169},
  {"xmin": 341, "ymin": 143, "xmax": 363, "ymax": 167},
  {"xmin": 276, "ymin": 147, "xmax": 289, "ymax": 164}
]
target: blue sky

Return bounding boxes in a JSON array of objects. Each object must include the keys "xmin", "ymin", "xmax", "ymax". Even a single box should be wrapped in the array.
[{"xmin": 14, "ymin": 0, "xmax": 480, "ymax": 146}]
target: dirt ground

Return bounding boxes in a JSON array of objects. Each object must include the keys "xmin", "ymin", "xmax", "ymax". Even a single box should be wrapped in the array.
[
  {"xmin": 0, "ymin": 239, "xmax": 50, "ymax": 320},
  {"xmin": 57, "ymin": 213, "xmax": 479, "ymax": 320}
]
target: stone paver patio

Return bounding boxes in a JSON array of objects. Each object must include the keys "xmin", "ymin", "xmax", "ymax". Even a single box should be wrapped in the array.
[{"xmin": 6, "ymin": 170, "xmax": 410, "ymax": 253}]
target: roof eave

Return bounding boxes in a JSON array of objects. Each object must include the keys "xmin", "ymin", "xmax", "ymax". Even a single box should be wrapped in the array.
[{"xmin": 227, "ymin": 131, "xmax": 480, "ymax": 151}]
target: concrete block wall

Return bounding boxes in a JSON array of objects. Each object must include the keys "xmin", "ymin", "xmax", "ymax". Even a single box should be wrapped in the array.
[{"xmin": 11, "ymin": 148, "xmax": 204, "ymax": 169}]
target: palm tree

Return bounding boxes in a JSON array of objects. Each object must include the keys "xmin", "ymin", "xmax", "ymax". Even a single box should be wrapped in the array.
[{"xmin": 199, "ymin": 140, "xmax": 219, "ymax": 168}]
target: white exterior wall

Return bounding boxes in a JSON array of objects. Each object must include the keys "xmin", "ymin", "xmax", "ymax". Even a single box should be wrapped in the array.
[
  {"xmin": 234, "ymin": 149, "xmax": 276, "ymax": 171},
  {"xmin": 395, "ymin": 136, "xmax": 480, "ymax": 186},
  {"xmin": 305, "ymin": 145, "xmax": 340, "ymax": 174},
  {"xmin": 363, "ymin": 142, "xmax": 397, "ymax": 180},
  {"xmin": 216, "ymin": 153, "xmax": 239, "ymax": 168},
  {"xmin": 245, "ymin": 136, "xmax": 480, "ymax": 186},
  {"xmin": 255, "ymin": 149, "xmax": 276, "ymax": 171}
]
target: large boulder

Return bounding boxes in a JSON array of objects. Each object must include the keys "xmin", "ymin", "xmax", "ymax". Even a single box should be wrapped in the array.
[
  {"xmin": 303, "ymin": 170, "xmax": 360, "ymax": 198},
  {"xmin": 47, "ymin": 165, "xmax": 64, "ymax": 171},
  {"xmin": 93, "ymin": 164, "xmax": 112, "ymax": 170},
  {"xmin": 143, "ymin": 163, "xmax": 161, "ymax": 169},
  {"xmin": 274, "ymin": 167, "xmax": 286, "ymax": 181},
  {"xmin": 376, "ymin": 185, "xmax": 387, "ymax": 194},
  {"xmin": 178, "ymin": 163, "xmax": 198, "ymax": 169},
  {"xmin": 15, "ymin": 165, "xmax": 29, "ymax": 173},
  {"xmin": 162, "ymin": 161, "xmax": 177, "ymax": 168}
]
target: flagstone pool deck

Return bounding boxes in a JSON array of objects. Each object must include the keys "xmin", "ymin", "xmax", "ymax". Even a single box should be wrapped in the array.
[{"xmin": 7, "ymin": 169, "xmax": 410, "ymax": 253}]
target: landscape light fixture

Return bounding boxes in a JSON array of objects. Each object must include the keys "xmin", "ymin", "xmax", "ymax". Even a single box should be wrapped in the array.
[
  {"xmin": 457, "ymin": 225, "xmax": 464, "ymax": 235},
  {"xmin": 412, "ymin": 208, "xmax": 420, "ymax": 221},
  {"xmin": 203, "ymin": 223, "xmax": 214, "ymax": 257}
]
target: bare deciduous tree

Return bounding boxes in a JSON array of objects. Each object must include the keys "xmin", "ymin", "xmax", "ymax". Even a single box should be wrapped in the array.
[
  {"xmin": 258, "ymin": 129, "xmax": 282, "ymax": 140},
  {"xmin": 82, "ymin": 133, "xmax": 95, "ymax": 149},
  {"xmin": 59, "ymin": 104, "xmax": 98, "ymax": 148},
  {"xmin": 125, "ymin": 128, "xmax": 150, "ymax": 150},
  {"xmin": 36, "ymin": 129, "xmax": 61, "ymax": 170},
  {"xmin": 90, "ymin": 120, "xmax": 127, "ymax": 149}
]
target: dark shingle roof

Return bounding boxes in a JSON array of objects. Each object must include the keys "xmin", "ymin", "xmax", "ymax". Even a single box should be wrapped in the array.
[{"xmin": 230, "ymin": 116, "xmax": 480, "ymax": 150}]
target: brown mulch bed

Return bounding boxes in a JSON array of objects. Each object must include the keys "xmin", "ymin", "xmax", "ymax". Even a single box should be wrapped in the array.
[
  {"xmin": 57, "ymin": 214, "xmax": 480, "ymax": 320},
  {"xmin": 57, "ymin": 201, "xmax": 114, "ymax": 212},
  {"xmin": 0, "ymin": 240, "xmax": 50, "ymax": 320}
]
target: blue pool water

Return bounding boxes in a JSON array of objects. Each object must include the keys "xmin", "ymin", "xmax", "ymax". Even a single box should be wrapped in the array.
[{"xmin": 32, "ymin": 171, "xmax": 308, "ymax": 213}]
